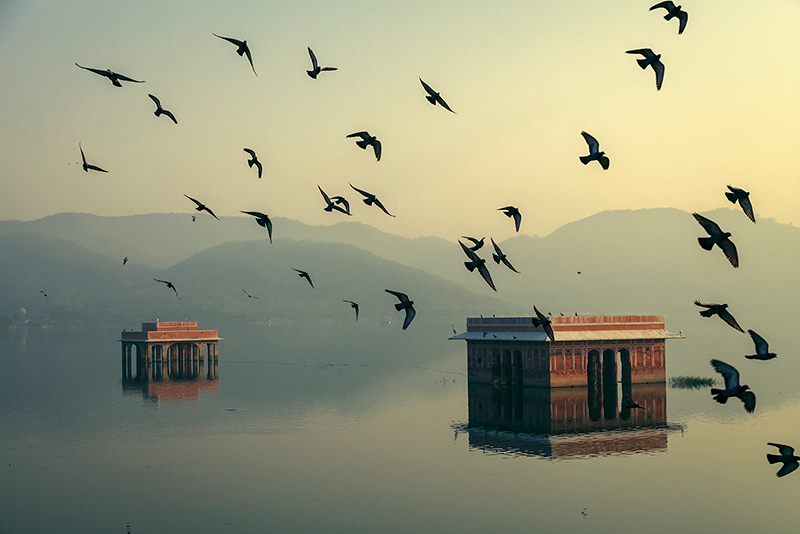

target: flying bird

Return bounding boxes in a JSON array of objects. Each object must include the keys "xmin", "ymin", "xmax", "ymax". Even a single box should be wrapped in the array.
[
  {"xmin": 767, "ymin": 443, "xmax": 800, "ymax": 478},
  {"xmin": 40, "ymin": 291, "xmax": 48, "ymax": 301},
  {"xmin": 461, "ymin": 236, "xmax": 485, "ymax": 252},
  {"xmin": 694, "ymin": 300, "xmax": 744, "ymax": 333},
  {"xmin": 213, "ymin": 33, "xmax": 257, "ymax": 76},
  {"xmin": 154, "ymin": 279, "xmax": 180, "ymax": 299},
  {"xmin": 242, "ymin": 289, "xmax": 259, "ymax": 299},
  {"xmin": 626, "ymin": 49, "xmax": 664, "ymax": 90},
  {"xmin": 710, "ymin": 359, "xmax": 756, "ymax": 413},
  {"xmin": 419, "ymin": 78, "xmax": 455, "ymax": 113},
  {"xmin": 243, "ymin": 149, "xmax": 263, "ymax": 178},
  {"xmin": 79, "ymin": 143, "xmax": 108, "ymax": 173},
  {"xmin": 147, "ymin": 94, "xmax": 177, "ymax": 124},
  {"xmin": 350, "ymin": 184, "xmax": 394, "ymax": 217},
  {"xmin": 331, "ymin": 196, "xmax": 352, "ymax": 215},
  {"xmin": 346, "ymin": 132, "xmax": 381, "ymax": 161},
  {"xmin": 184, "ymin": 194, "xmax": 220, "ymax": 221},
  {"xmin": 622, "ymin": 392, "xmax": 646, "ymax": 410},
  {"xmin": 292, "ymin": 268, "xmax": 314, "ymax": 288},
  {"xmin": 693, "ymin": 213, "xmax": 738, "ymax": 268},
  {"xmin": 579, "ymin": 132, "xmax": 610, "ymax": 170},
  {"xmin": 192, "ymin": 216, "xmax": 196, "ymax": 222},
  {"xmin": 385, "ymin": 290, "xmax": 416, "ymax": 330},
  {"xmin": 451, "ymin": 324, "xmax": 457, "ymax": 335},
  {"xmin": 318, "ymin": 186, "xmax": 350, "ymax": 215},
  {"xmin": 490, "ymin": 238, "xmax": 519, "ymax": 273},
  {"xmin": 306, "ymin": 48, "xmax": 337, "ymax": 79},
  {"xmin": 650, "ymin": 2, "xmax": 688, "ymax": 35},
  {"xmin": 459, "ymin": 240, "xmax": 496, "ymax": 291},
  {"xmin": 745, "ymin": 330, "xmax": 777, "ymax": 360},
  {"xmin": 343, "ymin": 300, "xmax": 359, "ymax": 321},
  {"xmin": 725, "ymin": 185, "xmax": 756, "ymax": 223},
  {"xmin": 497, "ymin": 206, "xmax": 521, "ymax": 232},
  {"xmin": 532, "ymin": 305, "xmax": 555, "ymax": 342},
  {"xmin": 240, "ymin": 211, "xmax": 273, "ymax": 243},
  {"xmin": 123, "ymin": 257, "xmax": 128, "ymax": 265},
  {"xmin": 75, "ymin": 63, "xmax": 144, "ymax": 87}
]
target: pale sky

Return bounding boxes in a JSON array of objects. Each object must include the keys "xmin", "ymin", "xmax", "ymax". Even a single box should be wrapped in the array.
[{"xmin": 1, "ymin": 0, "xmax": 799, "ymax": 240}]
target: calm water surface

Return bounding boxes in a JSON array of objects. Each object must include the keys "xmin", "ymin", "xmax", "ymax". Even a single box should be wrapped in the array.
[{"xmin": 1, "ymin": 319, "xmax": 799, "ymax": 533}]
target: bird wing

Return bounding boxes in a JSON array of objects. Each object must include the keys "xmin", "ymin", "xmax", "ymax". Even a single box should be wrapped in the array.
[
  {"xmin": 581, "ymin": 131, "xmax": 600, "ymax": 154},
  {"xmin": 241, "ymin": 210, "xmax": 266, "ymax": 218},
  {"xmin": 292, "ymin": 268, "xmax": 306, "ymax": 275},
  {"xmin": 437, "ymin": 95, "xmax": 455, "ymax": 113},
  {"xmin": 501, "ymin": 255, "xmax": 519, "ymax": 273},
  {"xmin": 710, "ymin": 359, "xmax": 741, "ymax": 389},
  {"xmin": 148, "ymin": 94, "xmax": 161, "ymax": 108},
  {"xmin": 748, "ymin": 330, "xmax": 770, "ymax": 355},
  {"xmin": 372, "ymin": 140, "xmax": 382, "ymax": 161},
  {"xmin": 161, "ymin": 109, "xmax": 178, "ymax": 124},
  {"xmin": 490, "ymin": 238, "xmax": 503, "ymax": 256},
  {"xmin": 254, "ymin": 160, "xmax": 263, "ymax": 178},
  {"xmin": 649, "ymin": 1, "xmax": 675, "ymax": 11},
  {"xmin": 543, "ymin": 323, "xmax": 555, "ymax": 342},
  {"xmin": 266, "ymin": 217, "xmax": 273, "ymax": 243},
  {"xmin": 75, "ymin": 63, "xmax": 110, "ymax": 78},
  {"xmin": 243, "ymin": 148, "xmax": 256, "ymax": 158},
  {"xmin": 385, "ymin": 289, "xmax": 409, "ymax": 303},
  {"xmin": 692, "ymin": 213, "xmax": 723, "ymax": 236},
  {"xmin": 513, "ymin": 211, "xmax": 521, "ymax": 231},
  {"xmin": 776, "ymin": 462, "xmax": 799, "ymax": 478},
  {"xmin": 626, "ymin": 48, "xmax": 655, "ymax": 57},
  {"xmin": 768, "ymin": 443, "xmax": 796, "ymax": 456},
  {"xmin": 113, "ymin": 72, "xmax": 144, "ymax": 83},
  {"xmin": 184, "ymin": 194, "xmax": 202, "ymax": 207},
  {"xmin": 419, "ymin": 78, "xmax": 436, "ymax": 97},
  {"xmin": 533, "ymin": 305, "xmax": 548, "ymax": 322},
  {"xmin": 693, "ymin": 300, "xmax": 714, "ymax": 309},
  {"xmin": 372, "ymin": 198, "xmax": 394, "ymax": 217},
  {"xmin": 652, "ymin": 60, "xmax": 665, "ymax": 90},
  {"xmin": 461, "ymin": 236, "xmax": 479, "ymax": 246},
  {"xmin": 347, "ymin": 131, "xmax": 370, "ymax": 140},
  {"xmin": 243, "ymin": 47, "xmax": 257, "ymax": 76},
  {"xmin": 86, "ymin": 164, "xmax": 108, "ymax": 173},
  {"xmin": 676, "ymin": 11, "xmax": 688, "ymax": 34},
  {"xmin": 740, "ymin": 390, "xmax": 756, "ymax": 414},
  {"xmin": 402, "ymin": 306, "xmax": 416, "ymax": 330},
  {"xmin": 320, "ymin": 67, "xmax": 337, "ymax": 72},
  {"xmin": 738, "ymin": 195, "xmax": 755, "ymax": 223},
  {"xmin": 717, "ymin": 238, "xmax": 739, "ymax": 268},
  {"xmin": 350, "ymin": 183, "xmax": 371, "ymax": 198},
  {"xmin": 331, "ymin": 196, "xmax": 350, "ymax": 212},
  {"xmin": 717, "ymin": 308, "xmax": 744, "ymax": 332},
  {"xmin": 308, "ymin": 47, "xmax": 318, "ymax": 69},
  {"xmin": 154, "ymin": 278, "xmax": 169, "ymax": 284},
  {"xmin": 79, "ymin": 143, "xmax": 87, "ymax": 166},
  {"xmin": 318, "ymin": 185, "xmax": 332, "ymax": 205},
  {"xmin": 476, "ymin": 262, "xmax": 497, "ymax": 291},
  {"xmin": 213, "ymin": 34, "xmax": 243, "ymax": 47},
  {"xmin": 459, "ymin": 240, "xmax": 480, "ymax": 262},
  {"xmin": 204, "ymin": 206, "xmax": 220, "ymax": 221},
  {"xmin": 599, "ymin": 156, "xmax": 610, "ymax": 170}
]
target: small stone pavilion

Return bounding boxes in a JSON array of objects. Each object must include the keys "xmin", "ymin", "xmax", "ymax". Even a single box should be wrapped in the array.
[{"xmin": 451, "ymin": 315, "xmax": 681, "ymax": 387}]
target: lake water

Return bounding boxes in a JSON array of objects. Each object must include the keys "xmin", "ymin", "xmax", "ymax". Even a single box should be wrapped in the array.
[{"xmin": 1, "ymin": 317, "xmax": 799, "ymax": 534}]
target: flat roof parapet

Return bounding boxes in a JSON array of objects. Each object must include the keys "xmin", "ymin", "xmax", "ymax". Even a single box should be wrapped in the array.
[{"xmin": 141, "ymin": 321, "xmax": 199, "ymax": 332}]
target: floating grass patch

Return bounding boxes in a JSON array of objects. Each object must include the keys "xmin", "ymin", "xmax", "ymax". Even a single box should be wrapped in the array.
[{"xmin": 669, "ymin": 376, "xmax": 716, "ymax": 390}]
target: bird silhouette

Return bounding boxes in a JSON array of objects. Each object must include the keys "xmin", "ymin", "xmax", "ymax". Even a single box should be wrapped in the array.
[
  {"xmin": 694, "ymin": 300, "xmax": 744, "ymax": 332},
  {"xmin": 154, "ymin": 279, "xmax": 180, "ymax": 299},
  {"xmin": 350, "ymin": 184, "xmax": 395, "ymax": 216},
  {"xmin": 79, "ymin": 143, "xmax": 108, "ymax": 173},
  {"xmin": 292, "ymin": 268, "xmax": 314, "ymax": 288},
  {"xmin": 330, "ymin": 196, "xmax": 352, "ymax": 215},
  {"xmin": 306, "ymin": 48, "xmax": 337, "ymax": 79},
  {"xmin": 40, "ymin": 291, "xmax": 48, "ymax": 301},
  {"xmin": 451, "ymin": 324, "xmax": 457, "ymax": 335},
  {"xmin": 385, "ymin": 290, "xmax": 416, "ymax": 330},
  {"xmin": 693, "ymin": 213, "xmax": 738, "ymax": 268},
  {"xmin": 767, "ymin": 443, "xmax": 800, "ymax": 478},
  {"xmin": 243, "ymin": 149, "xmax": 263, "ymax": 178},
  {"xmin": 710, "ymin": 359, "xmax": 755, "ymax": 413},
  {"xmin": 461, "ymin": 236, "xmax": 485, "ymax": 252},
  {"xmin": 184, "ymin": 194, "xmax": 220, "ymax": 220},
  {"xmin": 75, "ymin": 63, "xmax": 144, "ymax": 87},
  {"xmin": 532, "ymin": 305, "xmax": 555, "ymax": 342},
  {"xmin": 192, "ymin": 216, "xmax": 196, "ymax": 222},
  {"xmin": 318, "ymin": 186, "xmax": 350, "ymax": 215},
  {"xmin": 242, "ymin": 289, "xmax": 259, "ymax": 299},
  {"xmin": 745, "ymin": 330, "xmax": 777, "ymax": 360},
  {"xmin": 725, "ymin": 185, "xmax": 756, "ymax": 223},
  {"xmin": 240, "ymin": 211, "xmax": 273, "ymax": 243},
  {"xmin": 579, "ymin": 132, "xmax": 610, "ymax": 170},
  {"xmin": 419, "ymin": 78, "xmax": 455, "ymax": 113},
  {"xmin": 147, "ymin": 94, "xmax": 177, "ymax": 124},
  {"xmin": 650, "ymin": 2, "xmax": 688, "ymax": 35},
  {"xmin": 213, "ymin": 33, "xmax": 257, "ymax": 76},
  {"xmin": 347, "ymin": 131, "xmax": 381, "ymax": 161},
  {"xmin": 122, "ymin": 257, "xmax": 128, "ymax": 265},
  {"xmin": 497, "ymin": 206, "xmax": 522, "ymax": 232},
  {"xmin": 626, "ymin": 49, "xmax": 664, "ymax": 90},
  {"xmin": 622, "ymin": 392, "xmax": 646, "ymax": 410},
  {"xmin": 343, "ymin": 300, "xmax": 359, "ymax": 321},
  {"xmin": 459, "ymin": 240, "xmax": 496, "ymax": 291},
  {"xmin": 490, "ymin": 238, "xmax": 519, "ymax": 273}
]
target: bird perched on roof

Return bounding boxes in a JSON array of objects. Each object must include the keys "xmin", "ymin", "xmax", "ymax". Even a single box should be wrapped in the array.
[
  {"xmin": 243, "ymin": 149, "xmax": 263, "ymax": 179},
  {"xmin": 710, "ymin": 359, "xmax": 756, "ymax": 413},
  {"xmin": 343, "ymin": 300, "xmax": 359, "ymax": 321},
  {"xmin": 318, "ymin": 186, "xmax": 350, "ymax": 215},
  {"xmin": 650, "ymin": 2, "xmax": 688, "ymax": 35},
  {"xmin": 213, "ymin": 33, "xmax": 257, "ymax": 76},
  {"xmin": 75, "ymin": 63, "xmax": 144, "ymax": 87},
  {"xmin": 497, "ymin": 206, "xmax": 522, "ymax": 232},
  {"xmin": 242, "ymin": 289, "xmax": 258, "ymax": 299},
  {"xmin": 385, "ymin": 290, "xmax": 416, "ymax": 330},
  {"xmin": 346, "ymin": 132, "xmax": 381, "ymax": 161},
  {"xmin": 579, "ymin": 132, "xmax": 610, "ymax": 170},
  {"xmin": 79, "ymin": 143, "xmax": 107, "ymax": 173},
  {"xmin": 241, "ymin": 211, "xmax": 273, "ymax": 243},
  {"xmin": 725, "ymin": 185, "xmax": 756, "ymax": 223},
  {"xmin": 745, "ymin": 330, "xmax": 777, "ymax": 360},
  {"xmin": 626, "ymin": 49, "xmax": 664, "ymax": 90},
  {"xmin": 767, "ymin": 443, "xmax": 800, "ymax": 478},
  {"xmin": 694, "ymin": 300, "xmax": 744, "ymax": 332},
  {"xmin": 123, "ymin": 257, "xmax": 128, "ymax": 265},
  {"xmin": 419, "ymin": 78, "xmax": 455, "ymax": 113},
  {"xmin": 692, "ymin": 213, "xmax": 738, "ymax": 268},
  {"xmin": 461, "ymin": 236, "xmax": 485, "ymax": 252},
  {"xmin": 350, "ymin": 184, "xmax": 395, "ymax": 217},
  {"xmin": 490, "ymin": 238, "xmax": 519, "ymax": 273},
  {"xmin": 306, "ymin": 48, "xmax": 337, "ymax": 79},
  {"xmin": 459, "ymin": 240, "xmax": 496, "ymax": 291},
  {"xmin": 292, "ymin": 268, "xmax": 314, "ymax": 288},
  {"xmin": 184, "ymin": 194, "xmax": 220, "ymax": 221},
  {"xmin": 532, "ymin": 305, "xmax": 555, "ymax": 342},
  {"xmin": 154, "ymin": 279, "xmax": 180, "ymax": 299},
  {"xmin": 147, "ymin": 94, "xmax": 177, "ymax": 124}
]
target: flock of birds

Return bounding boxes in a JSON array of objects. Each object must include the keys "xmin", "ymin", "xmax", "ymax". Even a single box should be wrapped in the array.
[{"xmin": 62, "ymin": 2, "xmax": 796, "ymax": 477}]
